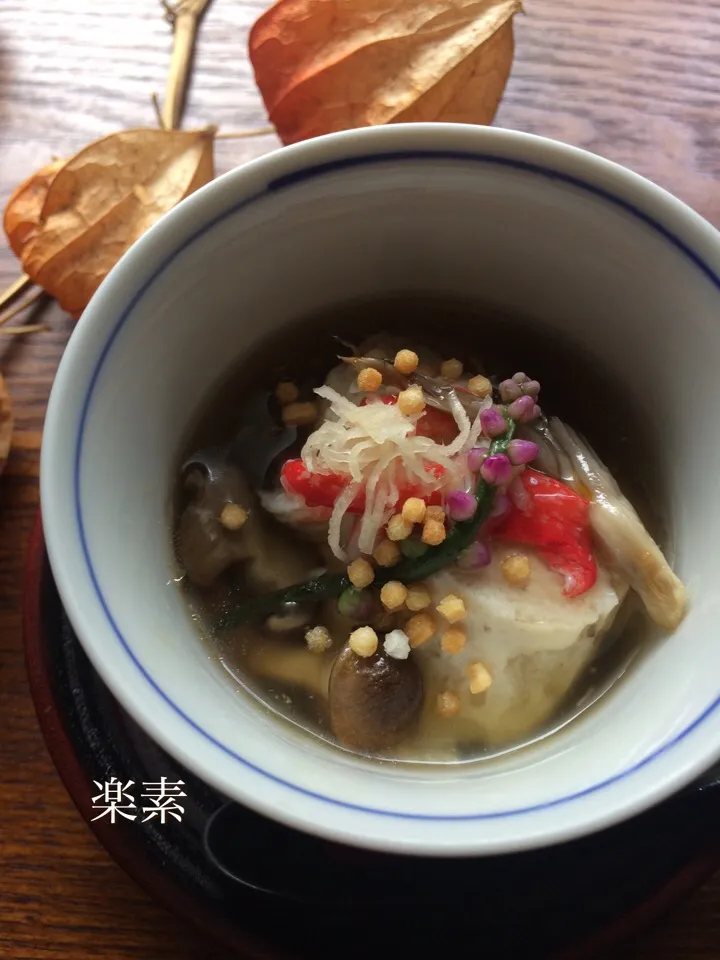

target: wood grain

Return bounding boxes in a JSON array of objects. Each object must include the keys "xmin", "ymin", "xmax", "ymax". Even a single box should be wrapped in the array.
[{"xmin": 2, "ymin": 0, "xmax": 720, "ymax": 956}]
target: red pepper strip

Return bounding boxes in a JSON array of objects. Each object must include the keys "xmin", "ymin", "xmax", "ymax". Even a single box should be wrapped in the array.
[
  {"xmin": 361, "ymin": 395, "xmax": 458, "ymax": 445},
  {"xmin": 280, "ymin": 459, "xmax": 444, "ymax": 514},
  {"xmin": 491, "ymin": 469, "xmax": 597, "ymax": 597}
]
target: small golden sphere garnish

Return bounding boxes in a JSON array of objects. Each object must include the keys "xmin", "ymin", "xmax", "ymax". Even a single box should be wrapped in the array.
[
  {"xmin": 467, "ymin": 375, "xmax": 492, "ymax": 399},
  {"xmin": 441, "ymin": 628, "xmax": 467, "ymax": 654},
  {"xmin": 436, "ymin": 594, "xmax": 466, "ymax": 623},
  {"xmin": 373, "ymin": 538, "xmax": 401, "ymax": 567},
  {"xmin": 357, "ymin": 367, "xmax": 383, "ymax": 392},
  {"xmin": 436, "ymin": 690, "xmax": 461, "ymax": 718},
  {"xmin": 440, "ymin": 358, "xmax": 464, "ymax": 380},
  {"xmin": 405, "ymin": 584, "xmax": 432, "ymax": 612},
  {"xmin": 380, "ymin": 580, "xmax": 408, "ymax": 611},
  {"xmin": 387, "ymin": 514, "xmax": 413, "ymax": 541},
  {"xmin": 282, "ymin": 401, "xmax": 318, "ymax": 427},
  {"xmin": 401, "ymin": 497, "xmax": 426, "ymax": 525},
  {"xmin": 275, "ymin": 381, "xmax": 299, "ymax": 405},
  {"xmin": 425, "ymin": 505, "xmax": 445, "ymax": 522},
  {"xmin": 348, "ymin": 626, "xmax": 379, "ymax": 658},
  {"xmin": 397, "ymin": 384, "xmax": 426, "ymax": 416},
  {"xmin": 219, "ymin": 503, "xmax": 248, "ymax": 531},
  {"xmin": 467, "ymin": 661, "xmax": 493, "ymax": 695},
  {"xmin": 501, "ymin": 554, "xmax": 531, "ymax": 588},
  {"xmin": 305, "ymin": 625, "xmax": 332, "ymax": 654},
  {"xmin": 347, "ymin": 558, "xmax": 375, "ymax": 589},
  {"xmin": 394, "ymin": 349, "xmax": 419, "ymax": 375},
  {"xmin": 422, "ymin": 517, "xmax": 446, "ymax": 546},
  {"xmin": 405, "ymin": 612, "xmax": 436, "ymax": 648}
]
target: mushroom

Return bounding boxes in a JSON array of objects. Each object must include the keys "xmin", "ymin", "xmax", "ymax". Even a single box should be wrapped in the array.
[
  {"xmin": 328, "ymin": 646, "xmax": 424, "ymax": 752},
  {"xmin": 338, "ymin": 354, "xmax": 487, "ymax": 419},
  {"xmin": 229, "ymin": 389, "xmax": 298, "ymax": 490},
  {"xmin": 177, "ymin": 447, "xmax": 317, "ymax": 592},
  {"xmin": 549, "ymin": 417, "xmax": 687, "ymax": 629},
  {"xmin": 176, "ymin": 448, "xmax": 250, "ymax": 587},
  {"xmin": 245, "ymin": 636, "xmax": 331, "ymax": 697},
  {"xmin": 266, "ymin": 602, "xmax": 315, "ymax": 633}
]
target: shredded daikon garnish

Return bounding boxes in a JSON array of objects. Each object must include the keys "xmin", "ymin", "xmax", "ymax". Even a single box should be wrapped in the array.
[
  {"xmin": 442, "ymin": 389, "xmax": 471, "ymax": 457},
  {"xmin": 464, "ymin": 404, "xmax": 487, "ymax": 454},
  {"xmin": 328, "ymin": 481, "xmax": 360, "ymax": 562},
  {"xmin": 303, "ymin": 386, "xmax": 466, "ymax": 558},
  {"xmin": 358, "ymin": 450, "xmax": 395, "ymax": 555}
]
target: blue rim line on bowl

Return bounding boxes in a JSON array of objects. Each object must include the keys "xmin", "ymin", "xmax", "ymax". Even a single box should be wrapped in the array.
[{"xmin": 74, "ymin": 148, "xmax": 718, "ymax": 821}]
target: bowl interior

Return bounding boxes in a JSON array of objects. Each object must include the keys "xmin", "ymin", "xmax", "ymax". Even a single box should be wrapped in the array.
[{"xmin": 41, "ymin": 126, "xmax": 720, "ymax": 854}]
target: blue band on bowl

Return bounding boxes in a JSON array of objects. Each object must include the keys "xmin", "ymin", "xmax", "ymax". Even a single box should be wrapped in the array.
[{"xmin": 75, "ymin": 149, "xmax": 718, "ymax": 821}]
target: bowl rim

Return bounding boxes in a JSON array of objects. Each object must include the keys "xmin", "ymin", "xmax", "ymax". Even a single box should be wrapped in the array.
[{"xmin": 40, "ymin": 122, "xmax": 720, "ymax": 855}]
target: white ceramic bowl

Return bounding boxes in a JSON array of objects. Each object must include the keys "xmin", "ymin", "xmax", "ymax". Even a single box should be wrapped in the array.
[{"xmin": 41, "ymin": 123, "xmax": 720, "ymax": 857}]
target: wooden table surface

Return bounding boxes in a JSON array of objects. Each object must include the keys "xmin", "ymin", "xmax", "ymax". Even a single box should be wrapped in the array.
[{"xmin": 2, "ymin": 1, "xmax": 720, "ymax": 957}]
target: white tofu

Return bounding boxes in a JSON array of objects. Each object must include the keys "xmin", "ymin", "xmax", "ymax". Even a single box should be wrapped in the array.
[{"xmin": 414, "ymin": 544, "xmax": 628, "ymax": 749}]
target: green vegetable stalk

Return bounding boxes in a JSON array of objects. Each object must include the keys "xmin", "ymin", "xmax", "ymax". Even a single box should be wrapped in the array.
[{"xmin": 220, "ymin": 421, "xmax": 516, "ymax": 628}]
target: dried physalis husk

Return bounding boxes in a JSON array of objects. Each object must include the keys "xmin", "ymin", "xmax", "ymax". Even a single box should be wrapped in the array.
[
  {"xmin": 3, "ymin": 159, "xmax": 66, "ymax": 259},
  {"xmin": 4, "ymin": 128, "xmax": 215, "ymax": 315},
  {"xmin": 249, "ymin": 0, "xmax": 522, "ymax": 145},
  {"xmin": 0, "ymin": 373, "xmax": 13, "ymax": 475}
]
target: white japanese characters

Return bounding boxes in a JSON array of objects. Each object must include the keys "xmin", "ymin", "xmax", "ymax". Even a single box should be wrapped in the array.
[{"xmin": 91, "ymin": 777, "xmax": 186, "ymax": 824}]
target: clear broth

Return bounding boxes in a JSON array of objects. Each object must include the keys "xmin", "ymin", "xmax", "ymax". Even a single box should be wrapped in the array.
[{"xmin": 174, "ymin": 294, "xmax": 669, "ymax": 763}]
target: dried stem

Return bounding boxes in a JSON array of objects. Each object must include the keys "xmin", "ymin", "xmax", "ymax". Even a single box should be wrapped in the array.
[
  {"xmin": 0, "ymin": 273, "xmax": 33, "ymax": 313},
  {"xmin": 161, "ymin": 0, "xmax": 213, "ymax": 130},
  {"xmin": 0, "ymin": 287, "xmax": 46, "ymax": 328},
  {"xmin": 151, "ymin": 92, "xmax": 167, "ymax": 130},
  {"xmin": 0, "ymin": 324, "xmax": 46, "ymax": 337},
  {"xmin": 215, "ymin": 126, "xmax": 277, "ymax": 140}
]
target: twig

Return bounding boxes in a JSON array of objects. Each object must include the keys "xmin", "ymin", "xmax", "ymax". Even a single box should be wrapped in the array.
[
  {"xmin": 160, "ymin": 0, "xmax": 176, "ymax": 22},
  {"xmin": 0, "ymin": 324, "xmax": 46, "ymax": 337},
  {"xmin": 161, "ymin": 0, "xmax": 214, "ymax": 130},
  {"xmin": 0, "ymin": 287, "xmax": 45, "ymax": 328},
  {"xmin": 151, "ymin": 92, "xmax": 167, "ymax": 129},
  {"xmin": 214, "ymin": 126, "xmax": 277, "ymax": 140},
  {"xmin": 0, "ymin": 274, "xmax": 33, "ymax": 313}
]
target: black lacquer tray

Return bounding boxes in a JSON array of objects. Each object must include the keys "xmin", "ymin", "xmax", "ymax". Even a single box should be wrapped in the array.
[{"xmin": 23, "ymin": 515, "xmax": 720, "ymax": 959}]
